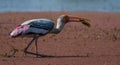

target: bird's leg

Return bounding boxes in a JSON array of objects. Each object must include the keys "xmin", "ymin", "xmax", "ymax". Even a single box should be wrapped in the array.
[
  {"xmin": 24, "ymin": 35, "xmax": 53, "ymax": 57},
  {"xmin": 34, "ymin": 35, "xmax": 39, "ymax": 57},
  {"xmin": 24, "ymin": 36, "xmax": 36, "ymax": 56}
]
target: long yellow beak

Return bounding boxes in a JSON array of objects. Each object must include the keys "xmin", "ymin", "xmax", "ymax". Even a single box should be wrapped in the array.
[{"xmin": 69, "ymin": 16, "xmax": 91, "ymax": 27}]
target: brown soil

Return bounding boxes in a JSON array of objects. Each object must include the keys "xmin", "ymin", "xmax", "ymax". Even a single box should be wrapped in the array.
[{"xmin": 0, "ymin": 12, "xmax": 120, "ymax": 65}]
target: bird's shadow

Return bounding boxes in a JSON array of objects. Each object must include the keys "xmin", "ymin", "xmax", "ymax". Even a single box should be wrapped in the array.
[
  {"xmin": 24, "ymin": 36, "xmax": 89, "ymax": 58},
  {"xmin": 39, "ymin": 55, "xmax": 89, "ymax": 58},
  {"xmin": 25, "ymin": 51, "xmax": 89, "ymax": 58}
]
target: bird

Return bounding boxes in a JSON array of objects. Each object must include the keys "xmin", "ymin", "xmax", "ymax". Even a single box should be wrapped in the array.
[{"xmin": 10, "ymin": 14, "xmax": 91, "ymax": 57}]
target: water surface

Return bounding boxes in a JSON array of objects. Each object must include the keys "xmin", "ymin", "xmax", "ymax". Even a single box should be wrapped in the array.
[{"xmin": 0, "ymin": 0, "xmax": 120, "ymax": 12}]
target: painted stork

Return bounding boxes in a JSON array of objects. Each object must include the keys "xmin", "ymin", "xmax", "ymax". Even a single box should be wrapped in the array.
[{"xmin": 10, "ymin": 15, "xmax": 90, "ymax": 57}]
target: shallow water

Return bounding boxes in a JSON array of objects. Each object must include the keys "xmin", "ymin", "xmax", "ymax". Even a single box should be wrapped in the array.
[{"xmin": 0, "ymin": 0, "xmax": 120, "ymax": 12}]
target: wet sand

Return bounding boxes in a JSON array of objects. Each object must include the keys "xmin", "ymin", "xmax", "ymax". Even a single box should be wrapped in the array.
[{"xmin": 0, "ymin": 12, "xmax": 120, "ymax": 65}]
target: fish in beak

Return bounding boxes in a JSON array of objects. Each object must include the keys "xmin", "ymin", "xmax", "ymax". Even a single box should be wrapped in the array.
[{"xmin": 64, "ymin": 15, "xmax": 91, "ymax": 27}]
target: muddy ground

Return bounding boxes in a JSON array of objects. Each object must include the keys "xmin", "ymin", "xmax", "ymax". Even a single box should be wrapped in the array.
[{"xmin": 0, "ymin": 12, "xmax": 120, "ymax": 65}]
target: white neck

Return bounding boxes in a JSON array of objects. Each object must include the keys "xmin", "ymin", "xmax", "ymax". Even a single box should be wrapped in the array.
[{"xmin": 51, "ymin": 17, "xmax": 65, "ymax": 34}]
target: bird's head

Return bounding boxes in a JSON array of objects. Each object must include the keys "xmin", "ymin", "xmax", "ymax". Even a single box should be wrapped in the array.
[
  {"xmin": 10, "ymin": 25, "xmax": 29, "ymax": 38},
  {"xmin": 58, "ymin": 15, "xmax": 70, "ymax": 23},
  {"xmin": 58, "ymin": 14, "xmax": 91, "ymax": 27}
]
